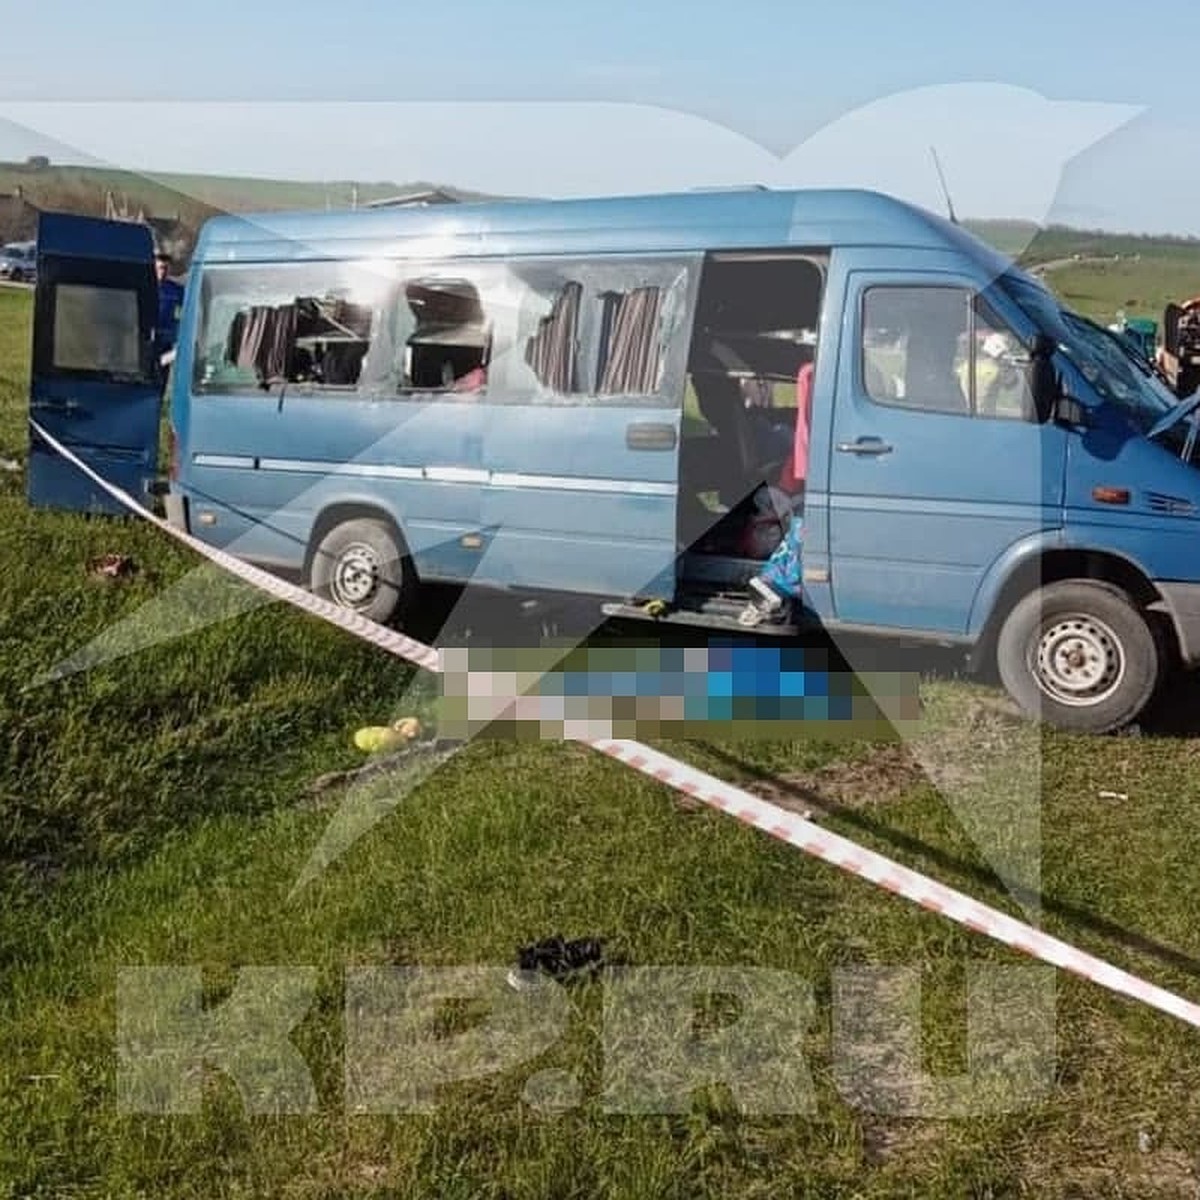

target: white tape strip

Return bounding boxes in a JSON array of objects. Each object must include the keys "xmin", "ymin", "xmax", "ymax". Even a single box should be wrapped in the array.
[
  {"xmin": 589, "ymin": 739, "xmax": 1200, "ymax": 1029},
  {"xmin": 30, "ymin": 417, "xmax": 1200, "ymax": 1032},
  {"xmin": 28, "ymin": 423, "xmax": 439, "ymax": 674}
]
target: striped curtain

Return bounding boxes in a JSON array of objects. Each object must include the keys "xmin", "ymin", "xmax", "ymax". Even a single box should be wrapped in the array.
[
  {"xmin": 596, "ymin": 286, "xmax": 664, "ymax": 395},
  {"xmin": 525, "ymin": 281, "xmax": 582, "ymax": 393}
]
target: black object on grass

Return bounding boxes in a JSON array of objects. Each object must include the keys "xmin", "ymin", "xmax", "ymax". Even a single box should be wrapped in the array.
[{"xmin": 512, "ymin": 935, "xmax": 607, "ymax": 987}]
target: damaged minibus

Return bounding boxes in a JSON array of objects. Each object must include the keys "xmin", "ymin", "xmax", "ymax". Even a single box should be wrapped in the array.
[{"xmin": 25, "ymin": 188, "xmax": 1200, "ymax": 734}]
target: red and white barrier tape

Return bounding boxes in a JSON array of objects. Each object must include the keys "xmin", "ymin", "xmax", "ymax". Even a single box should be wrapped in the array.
[
  {"xmin": 28, "ymin": 423, "xmax": 439, "ymax": 673},
  {"xmin": 30, "ymin": 418, "xmax": 1200, "ymax": 1032},
  {"xmin": 589, "ymin": 739, "xmax": 1200, "ymax": 1028}
]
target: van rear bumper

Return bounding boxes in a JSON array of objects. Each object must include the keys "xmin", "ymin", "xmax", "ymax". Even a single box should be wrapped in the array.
[{"xmin": 1152, "ymin": 582, "xmax": 1200, "ymax": 668}]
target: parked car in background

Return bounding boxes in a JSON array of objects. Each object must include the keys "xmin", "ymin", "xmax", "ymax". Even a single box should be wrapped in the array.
[{"xmin": 0, "ymin": 241, "xmax": 37, "ymax": 283}]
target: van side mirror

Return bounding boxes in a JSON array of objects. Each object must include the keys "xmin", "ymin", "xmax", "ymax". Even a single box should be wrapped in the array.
[{"xmin": 1026, "ymin": 333, "xmax": 1061, "ymax": 423}]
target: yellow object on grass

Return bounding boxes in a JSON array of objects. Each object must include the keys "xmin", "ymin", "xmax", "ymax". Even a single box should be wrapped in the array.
[{"xmin": 353, "ymin": 717, "xmax": 422, "ymax": 753}]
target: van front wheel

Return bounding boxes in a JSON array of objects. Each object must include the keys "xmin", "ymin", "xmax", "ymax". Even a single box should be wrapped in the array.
[
  {"xmin": 996, "ymin": 580, "xmax": 1161, "ymax": 734},
  {"xmin": 309, "ymin": 517, "xmax": 415, "ymax": 626}
]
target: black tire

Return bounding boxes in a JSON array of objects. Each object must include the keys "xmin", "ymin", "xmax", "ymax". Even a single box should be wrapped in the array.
[
  {"xmin": 308, "ymin": 517, "xmax": 416, "ymax": 626},
  {"xmin": 996, "ymin": 580, "xmax": 1162, "ymax": 734}
]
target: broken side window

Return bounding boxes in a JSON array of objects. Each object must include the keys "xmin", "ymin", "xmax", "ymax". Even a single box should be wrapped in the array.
[
  {"xmin": 193, "ymin": 261, "xmax": 393, "ymax": 393},
  {"xmin": 379, "ymin": 257, "xmax": 694, "ymax": 403},
  {"xmin": 399, "ymin": 276, "xmax": 492, "ymax": 394},
  {"xmin": 595, "ymin": 285, "xmax": 665, "ymax": 395},
  {"xmin": 394, "ymin": 263, "xmax": 585, "ymax": 402},
  {"xmin": 523, "ymin": 280, "xmax": 582, "ymax": 394},
  {"xmin": 589, "ymin": 264, "xmax": 691, "ymax": 399}
]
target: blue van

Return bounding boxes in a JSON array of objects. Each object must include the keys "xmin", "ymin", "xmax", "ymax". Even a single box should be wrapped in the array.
[{"xmin": 26, "ymin": 190, "xmax": 1200, "ymax": 734}]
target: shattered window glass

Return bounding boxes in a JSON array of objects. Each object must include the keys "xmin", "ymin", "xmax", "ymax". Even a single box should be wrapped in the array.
[
  {"xmin": 193, "ymin": 261, "xmax": 395, "ymax": 392},
  {"xmin": 193, "ymin": 256, "xmax": 694, "ymax": 404}
]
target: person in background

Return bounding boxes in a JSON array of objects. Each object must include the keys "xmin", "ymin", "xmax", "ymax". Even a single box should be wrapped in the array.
[{"xmin": 153, "ymin": 252, "xmax": 185, "ymax": 367}]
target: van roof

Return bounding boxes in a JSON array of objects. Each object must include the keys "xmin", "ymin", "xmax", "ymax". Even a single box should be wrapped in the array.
[{"xmin": 191, "ymin": 186, "xmax": 1015, "ymax": 276}]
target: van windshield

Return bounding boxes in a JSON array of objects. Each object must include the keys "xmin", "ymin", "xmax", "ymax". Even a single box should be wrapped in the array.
[{"xmin": 1000, "ymin": 269, "xmax": 1177, "ymax": 435}]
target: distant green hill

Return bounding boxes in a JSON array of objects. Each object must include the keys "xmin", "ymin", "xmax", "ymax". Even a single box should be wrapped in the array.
[
  {"xmin": 965, "ymin": 218, "xmax": 1200, "ymax": 267},
  {"xmin": 6, "ymin": 162, "xmax": 1200, "ymax": 300},
  {"xmin": 0, "ymin": 161, "xmax": 500, "ymax": 215}
]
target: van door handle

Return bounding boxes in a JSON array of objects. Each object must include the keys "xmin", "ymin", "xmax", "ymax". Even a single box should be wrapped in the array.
[
  {"xmin": 626, "ymin": 422, "xmax": 677, "ymax": 451},
  {"xmin": 836, "ymin": 437, "xmax": 892, "ymax": 455}
]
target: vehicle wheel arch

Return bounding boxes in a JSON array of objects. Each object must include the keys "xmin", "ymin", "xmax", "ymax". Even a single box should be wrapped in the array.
[
  {"xmin": 969, "ymin": 546, "xmax": 1172, "ymax": 677},
  {"xmin": 303, "ymin": 499, "xmax": 415, "ymax": 580}
]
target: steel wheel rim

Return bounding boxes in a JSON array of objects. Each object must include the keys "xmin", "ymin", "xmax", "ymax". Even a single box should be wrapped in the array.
[
  {"xmin": 1031, "ymin": 612, "xmax": 1125, "ymax": 707},
  {"xmin": 331, "ymin": 541, "xmax": 382, "ymax": 607}
]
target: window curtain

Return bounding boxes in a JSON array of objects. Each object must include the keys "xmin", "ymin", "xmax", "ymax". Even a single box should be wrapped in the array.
[
  {"xmin": 524, "ymin": 281, "xmax": 581, "ymax": 392},
  {"xmin": 261, "ymin": 305, "xmax": 297, "ymax": 381},
  {"xmin": 596, "ymin": 286, "xmax": 664, "ymax": 395},
  {"xmin": 226, "ymin": 303, "xmax": 298, "ymax": 383}
]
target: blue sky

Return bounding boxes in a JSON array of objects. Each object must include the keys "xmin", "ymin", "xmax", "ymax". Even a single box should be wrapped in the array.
[{"xmin": 1, "ymin": 0, "xmax": 1198, "ymax": 233}]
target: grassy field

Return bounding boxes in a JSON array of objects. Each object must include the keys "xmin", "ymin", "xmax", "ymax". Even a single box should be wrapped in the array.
[
  {"xmin": 1036, "ymin": 247, "xmax": 1200, "ymax": 331},
  {"xmin": 7, "ymin": 263, "xmax": 1200, "ymax": 1199}
]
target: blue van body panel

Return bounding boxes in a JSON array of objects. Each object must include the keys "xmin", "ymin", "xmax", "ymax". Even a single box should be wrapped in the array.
[
  {"xmin": 35, "ymin": 211, "xmax": 154, "ymax": 263},
  {"xmin": 151, "ymin": 186, "xmax": 1200, "ymax": 653},
  {"xmin": 961, "ymin": 364, "xmax": 1200, "ymax": 641},
  {"xmin": 179, "ymin": 392, "xmax": 490, "ymax": 575},
  {"xmin": 823, "ymin": 248, "xmax": 1069, "ymax": 634},
  {"xmin": 473, "ymin": 402, "xmax": 682, "ymax": 596},
  {"xmin": 1059, "ymin": 407, "xmax": 1200, "ymax": 582},
  {"xmin": 186, "ymin": 189, "xmax": 984, "ymax": 264},
  {"xmin": 965, "ymin": 530, "xmax": 1067, "ymax": 639}
]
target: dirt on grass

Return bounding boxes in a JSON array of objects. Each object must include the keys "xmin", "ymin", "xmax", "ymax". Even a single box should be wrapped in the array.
[
  {"xmin": 735, "ymin": 691, "xmax": 1035, "ymax": 820},
  {"xmin": 742, "ymin": 743, "xmax": 926, "ymax": 817}
]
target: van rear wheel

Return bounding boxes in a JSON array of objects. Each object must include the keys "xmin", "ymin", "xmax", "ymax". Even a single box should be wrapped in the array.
[
  {"xmin": 996, "ymin": 580, "xmax": 1161, "ymax": 734},
  {"xmin": 309, "ymin": 517, "xmax": 415, "ymax": 626}
]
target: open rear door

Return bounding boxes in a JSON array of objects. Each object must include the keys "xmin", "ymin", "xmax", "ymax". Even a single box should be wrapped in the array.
[{"xmin": 27, "ymin": 212, "xmax": 160, "ymax": 515}]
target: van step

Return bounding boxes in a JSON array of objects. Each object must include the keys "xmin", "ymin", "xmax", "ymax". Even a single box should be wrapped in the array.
[{"xmin": 600, "ymin": 595, "xmax": 812, "ymax": 638}]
